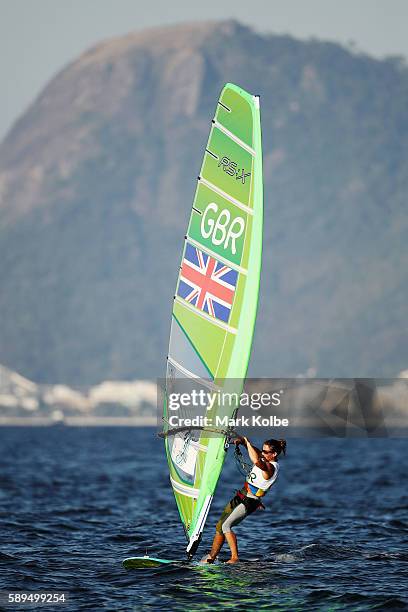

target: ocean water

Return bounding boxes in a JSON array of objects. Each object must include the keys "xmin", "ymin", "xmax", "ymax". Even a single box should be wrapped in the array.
[{"xmin": 0, "ymin": 427, "xmax": 407, "ymax": 611}]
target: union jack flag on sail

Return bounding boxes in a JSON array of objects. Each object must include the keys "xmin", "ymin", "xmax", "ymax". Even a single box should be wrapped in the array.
[{"xmin": 177, "ymin": 243, "xmax": 238, "ymax": 323}]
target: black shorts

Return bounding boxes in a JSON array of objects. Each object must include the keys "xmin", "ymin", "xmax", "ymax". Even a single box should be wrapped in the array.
[{"xmin": 215, "ymin": 492, "xmax": 261, "ymax": 534}]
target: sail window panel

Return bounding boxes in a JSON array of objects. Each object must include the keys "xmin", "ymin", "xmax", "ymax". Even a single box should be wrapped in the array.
[
  {"xmin": 168, "ymin": 317, "xmax": 213, "ymax": 382},
  {"xmin": 172, "ymin": 300, "xmax": 228, "ymax": 378},
  {"xmin": 165, "ymin": 376, "xmax": 210, "ymax": 486},
  {"xmin": 168, "ymin": 432, "xmax": 201, "ymax": 484}
]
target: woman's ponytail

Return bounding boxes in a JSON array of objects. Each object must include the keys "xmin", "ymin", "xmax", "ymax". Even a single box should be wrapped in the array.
[{"xmin": 265, "ymin": 438, "xmax": 287, "ymax": 456}]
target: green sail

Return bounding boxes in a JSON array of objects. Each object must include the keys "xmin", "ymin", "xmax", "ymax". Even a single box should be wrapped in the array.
[{"xmin": 163, "ymin": 83, "xmax": 263, "ymax": 557}]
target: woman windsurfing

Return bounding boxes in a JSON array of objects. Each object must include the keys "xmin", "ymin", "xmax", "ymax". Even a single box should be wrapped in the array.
[{"xmin": 202, "ymin": 436, "xmax": 286, "ymax": 564}]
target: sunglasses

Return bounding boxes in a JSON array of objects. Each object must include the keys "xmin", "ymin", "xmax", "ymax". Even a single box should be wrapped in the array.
[{"xmin": 262, "ymin": 448, "xmax": 274, "ymax": 454}]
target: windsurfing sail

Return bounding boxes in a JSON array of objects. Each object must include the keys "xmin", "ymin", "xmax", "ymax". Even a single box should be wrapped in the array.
[{"xmin": 161, "ymin": 83, "xmax": 263, "ymax": 558}]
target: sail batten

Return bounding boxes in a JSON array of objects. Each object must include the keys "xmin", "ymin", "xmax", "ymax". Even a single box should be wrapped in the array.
[
  {"xmin": 185, "ymin": 234, "xmax": 249, "ymax": 274},
  {"xmin": 212, "ymin": 119, "xmax": 257, "ymax": 155},
  {"xmin": 174, "ymin": 297, "xmax": 238, "ymax": 334},
  {"xmin": 198, "ymin": 176, "xmax": 254, "ymax": 216},
  {"xmin": 163, "ymin": 83, "xmax": 263, "ymax": 557}
]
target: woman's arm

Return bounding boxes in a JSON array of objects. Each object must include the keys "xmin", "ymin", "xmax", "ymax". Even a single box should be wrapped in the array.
[
  {"xmin": 242, "ymin": 437, "xmax": 274, "ymax": 479},
  {"xmin": 234, "ymin": 435, "xmax": 260, "ymax": 452},
  {"xmin": 234, "ymin": 435, "xmax": 261, "ymax": 454},
  {"xmin": 244, "ymin": 437, "xmax": 262, "ymax": 464}
]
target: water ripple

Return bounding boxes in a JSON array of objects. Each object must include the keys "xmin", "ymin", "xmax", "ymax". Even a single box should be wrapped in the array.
[{"xmin": 0, "ymin": 429, "xmax": 406, "ymax": 611}]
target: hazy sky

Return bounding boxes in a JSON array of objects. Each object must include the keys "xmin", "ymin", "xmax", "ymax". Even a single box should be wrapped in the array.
[{"xmin": 1, "ymin": 0, "xmax": 408, "ymax": 140}]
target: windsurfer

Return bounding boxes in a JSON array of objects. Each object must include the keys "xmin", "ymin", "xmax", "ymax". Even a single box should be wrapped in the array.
[{"xmin": 202, "ymin": 436, "xmax": 286, "ymax": 564}]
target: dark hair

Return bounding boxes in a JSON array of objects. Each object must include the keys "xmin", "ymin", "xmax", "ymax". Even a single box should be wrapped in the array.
[{"xmin": 264, "ymin": 439, "xmax": 286, "ymax": 456}]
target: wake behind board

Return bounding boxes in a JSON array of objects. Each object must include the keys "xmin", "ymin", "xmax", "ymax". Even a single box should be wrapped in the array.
[{"xmin": 122, "ymin": 556, "xmax": 175, "ymax": 569}]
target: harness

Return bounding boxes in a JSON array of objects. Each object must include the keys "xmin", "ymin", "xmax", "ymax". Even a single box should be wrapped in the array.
[{"xmin": 235, "ymin": 488, "xmax": 265, "ymax": 512}]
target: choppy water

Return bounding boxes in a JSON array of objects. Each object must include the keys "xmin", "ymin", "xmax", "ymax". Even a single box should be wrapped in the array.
[{"xmin": 0, "ymin": 427, "xmax": 407, "ymax": 611}]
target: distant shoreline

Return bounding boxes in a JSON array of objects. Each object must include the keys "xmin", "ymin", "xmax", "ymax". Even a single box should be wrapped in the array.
[{"xmin": 0, "ymin": 416, "xmax": 157, "ymax": 426}]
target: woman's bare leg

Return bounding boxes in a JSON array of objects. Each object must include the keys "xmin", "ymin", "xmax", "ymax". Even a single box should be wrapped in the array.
[
  {"xmin": 224, "ymin": 530, "xmax": 239, "ymax": 563},
  {"xmin": 201, "ymin": 532, "xmax": 225, "ymax": 563},
  {"xmin": 209, "ymin": 532, "xmax": 225, "ymax": 559}
]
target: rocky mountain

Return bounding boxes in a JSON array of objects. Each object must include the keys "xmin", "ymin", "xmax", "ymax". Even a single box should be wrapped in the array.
[{"xmin": 0, "ymin": 20, "xmax": 407, "ymax": 384}]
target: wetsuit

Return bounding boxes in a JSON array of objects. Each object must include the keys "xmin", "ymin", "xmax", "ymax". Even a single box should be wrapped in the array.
[{"xmin": 216, "ymin": 461, "xmax": 279, "ymax": 534}]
